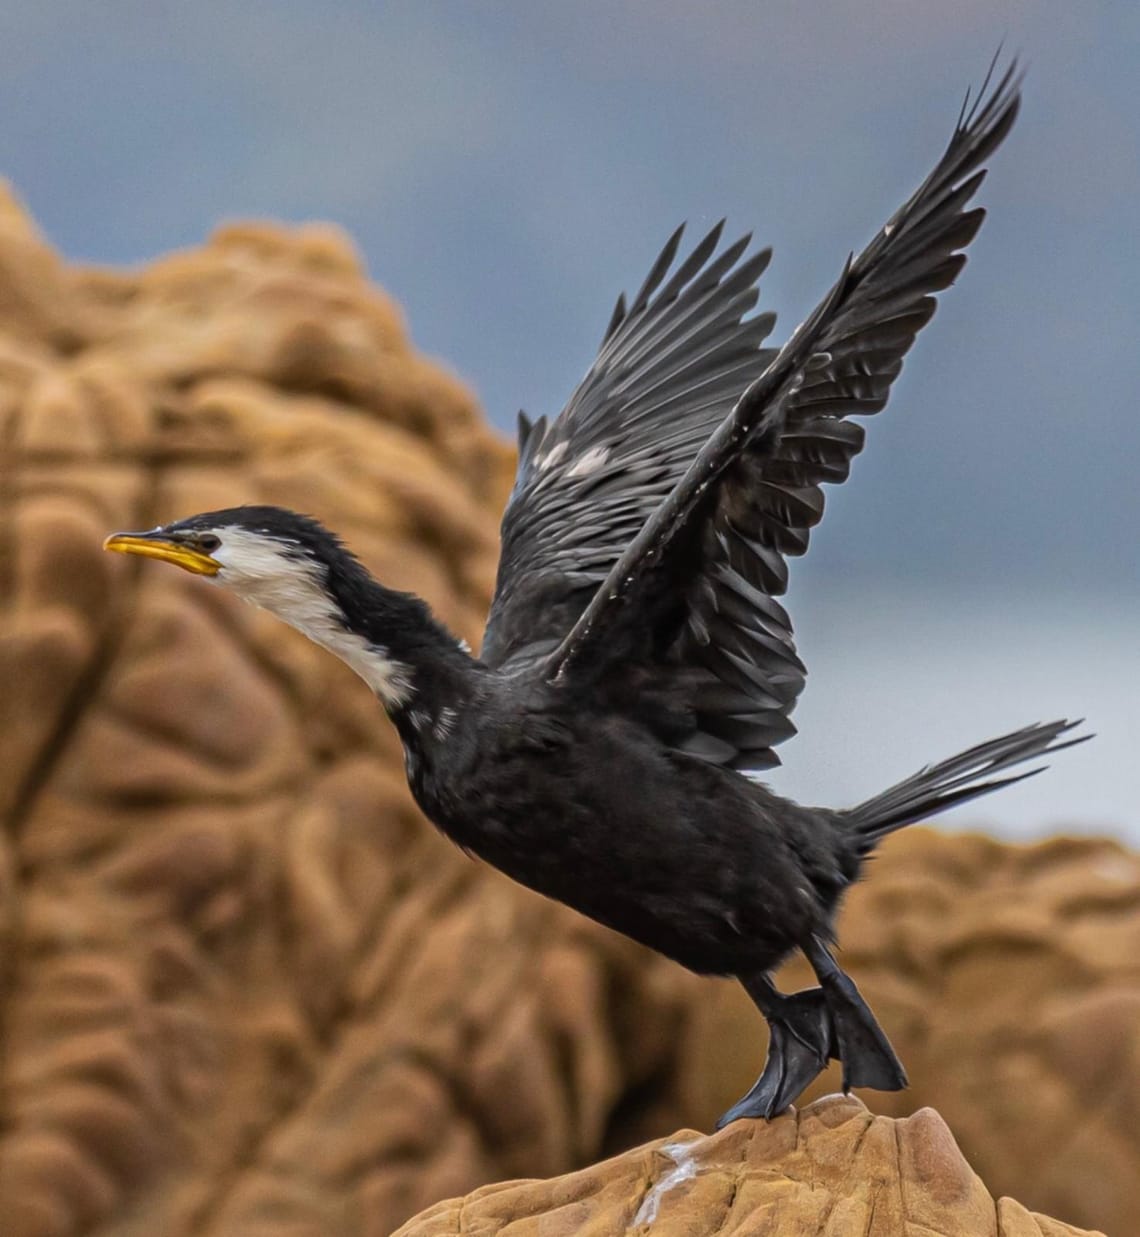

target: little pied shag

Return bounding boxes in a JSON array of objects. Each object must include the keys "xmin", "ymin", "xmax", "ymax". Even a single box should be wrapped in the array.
[{"xmin": 106, "ymin": 64, "xmax": 1086, "ymax": 1126}]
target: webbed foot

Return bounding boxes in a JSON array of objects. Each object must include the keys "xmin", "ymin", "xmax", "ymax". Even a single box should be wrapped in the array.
[
  {"xmin": 804, "ymin": 934, "xmax": 908, "ymax": 1094},
  {"xmin": 716, "ymin": 982, "xmax": 835, "ymax": 1127}
]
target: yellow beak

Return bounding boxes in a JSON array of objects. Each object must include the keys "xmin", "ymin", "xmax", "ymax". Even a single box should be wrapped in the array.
[{"xmin": 103, "ymin": 532, "xmax": 220, "ymax": 576}]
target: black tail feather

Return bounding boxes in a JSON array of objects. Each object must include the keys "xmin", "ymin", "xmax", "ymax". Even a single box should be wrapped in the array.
[{"xmin": 844, "ymin": 719, "xmax": 1089, "ymax": 852}]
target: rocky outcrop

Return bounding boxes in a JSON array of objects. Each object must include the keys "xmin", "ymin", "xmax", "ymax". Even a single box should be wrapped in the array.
[
  {"xmin": 0, "ymin": 186, "xmax": 704, "ymax": 1237},
  {"xmin": 682, "ymin": 830, "xmax": 1140, "ymax": 1237},
  {"xmin": 396, "ymin": 1094, "xmax": 1103, "ymax": 1236}
]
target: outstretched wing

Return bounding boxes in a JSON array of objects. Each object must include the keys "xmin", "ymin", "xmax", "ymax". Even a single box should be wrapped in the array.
[
  {"xmin": 480, "ymin": 223, "xmax": 779, "ymax": 671},
  {"xmin": 546, "ymin": 61, "xmax": 1023, "ymax": 772}
]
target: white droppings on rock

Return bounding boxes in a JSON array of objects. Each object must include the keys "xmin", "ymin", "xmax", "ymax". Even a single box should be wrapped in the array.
[{"xmin": 632, "ymin": 1137, "xmax": 703, "ymax": 1227}]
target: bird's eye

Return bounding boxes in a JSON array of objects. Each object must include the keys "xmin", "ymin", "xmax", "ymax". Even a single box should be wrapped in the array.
[{"xmin": 197, "ymin": 534, "xmax": 221, "ymax": 554}]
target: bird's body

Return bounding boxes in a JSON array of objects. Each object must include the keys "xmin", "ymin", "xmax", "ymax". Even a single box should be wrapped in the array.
[
  {"xmin": 397, "ymin": 669, "xmax": 849, "ymax": 977},
  {"xmin": 105, "ymin": 61, "xmax": 1088, "ymax": 1124}
]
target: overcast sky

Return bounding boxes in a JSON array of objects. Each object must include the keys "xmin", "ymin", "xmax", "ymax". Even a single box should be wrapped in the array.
[{"xmin": 1, "ymin": 3, "xmax": 1135, "ymax": 835}]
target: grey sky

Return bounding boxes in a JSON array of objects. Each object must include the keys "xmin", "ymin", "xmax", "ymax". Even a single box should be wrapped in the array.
[{"xmin": 1, "ymin": 3, "xmax": 1135, "ymax": 832}]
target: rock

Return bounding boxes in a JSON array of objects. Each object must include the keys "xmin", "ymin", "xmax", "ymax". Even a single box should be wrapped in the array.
[
  {"xmin": 0, "ymin": 186, "xmax": 704, "ymax": 1237},
  {"xmin": 681, "ymin": 829, "xmax": 1140, "ymax": 1237},
  {"xmin": 395, "ymin": 1094, "xmax": 1102, "ymax": 1236}
]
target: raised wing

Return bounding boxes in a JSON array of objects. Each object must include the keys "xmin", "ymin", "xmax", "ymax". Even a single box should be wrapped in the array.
[
  {"xmin": 546, "ymin": 61, "xmax": 1023, "ymax": 772},
  {"xmin": 480, "ymin": 223, "xmax": 779, "ymax": 671}
]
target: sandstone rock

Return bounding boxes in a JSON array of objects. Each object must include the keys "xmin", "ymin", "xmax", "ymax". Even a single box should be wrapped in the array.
[
  {"xmin": 681, "ymin": 830, "xmax": 1140, "ymax": 1237},
  {"xmin": 395, "ymin": 1094, "xmax": 1102, "ymax": 1236},
  {"xmin": 0, "ymin": 186, "xmax": 703, "ymax": 1237}
]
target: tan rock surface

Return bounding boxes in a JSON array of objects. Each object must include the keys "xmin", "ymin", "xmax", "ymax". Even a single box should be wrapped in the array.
[
  {"xmin": 682, "ymin": 830, "xmax": 1140, "ymax": 1237},
  {"xmin": 395, "ymin": 1094, "xmax": 1102, "ymax": 1236},
  {"xmin": 0, "ymin": 186, "xmax": 704, "ymax": 1237}
]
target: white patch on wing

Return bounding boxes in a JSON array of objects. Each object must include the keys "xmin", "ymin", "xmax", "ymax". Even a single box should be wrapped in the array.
[
  {"xmin": 536, "ymin": 441, "xmax": 568, "ymax": 471},
  {"xmin": 435, "ymin": 706, "xmax": 457, "ymax": 740},
  {"xmin": 209, "ymin": 527, "xmax": 413, "ymax": 710},
  {"xmin": 566, "ymin": 445, "xmax": 609, "ymax": 477}
]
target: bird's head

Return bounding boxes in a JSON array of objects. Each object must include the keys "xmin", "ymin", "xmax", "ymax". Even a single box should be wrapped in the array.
[
  {"xmin": 103, "ymin": 505, "xmax": 467, "ymax": 713},
  {"xmin": 105, "ymin": 505, "xmax": 345, "ymax": 595},
  {"xmin": 103, "ymin": 505, "xmax": 374, "ymax": 648}
]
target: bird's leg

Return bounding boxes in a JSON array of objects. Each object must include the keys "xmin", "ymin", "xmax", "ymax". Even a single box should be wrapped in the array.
[
  {"xmin": 802, "ymin": 934, "xmax": 908, "ymax": 1094},
  {"xmin": 715, "ymin": 974, "xmax": 837, "ymax": 1127}
]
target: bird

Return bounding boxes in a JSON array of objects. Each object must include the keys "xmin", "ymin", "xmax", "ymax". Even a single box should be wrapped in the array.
[{"xmin": 104, "ymin": 61, "xmax": 1087, "ymax": 1127}]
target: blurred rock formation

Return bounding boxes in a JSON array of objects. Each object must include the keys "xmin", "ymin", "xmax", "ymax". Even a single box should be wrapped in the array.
[
  {"xmin": 394, "ymin": 1094, "xmax": 1103, "ymax": 1235},
  {"xmin": 0, "ymin": 186, "xmax": 1132, "ymax": 1236}
]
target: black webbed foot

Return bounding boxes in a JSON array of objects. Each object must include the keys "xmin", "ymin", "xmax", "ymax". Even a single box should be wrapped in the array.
[
  {"xmin": 716, "ymin": 978, "xmax": 836, "ymax": 1128},
  {"xmin": 716, "ymin": 943, "xmax": 909, "ymax": 1128},
  {"xmin": 804, "ymin": 934, "xmax": 908, "ymax": 1094}
]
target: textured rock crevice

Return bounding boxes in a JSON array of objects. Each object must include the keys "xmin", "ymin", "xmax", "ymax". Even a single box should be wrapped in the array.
[{"xmin": 394, "ymin": 1095, "xmax": 1104, "ymax": 1236}]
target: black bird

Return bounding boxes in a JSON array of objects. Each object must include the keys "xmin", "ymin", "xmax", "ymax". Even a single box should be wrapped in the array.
[{"xmin": 105, "ymin": 64, "xmax": 1086, "ymax": 1125}]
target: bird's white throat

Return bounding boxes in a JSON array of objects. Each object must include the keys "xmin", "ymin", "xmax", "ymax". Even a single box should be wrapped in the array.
[{"xmin": 209, "ymin": 526, "xmax": 414, "ymax": 710}]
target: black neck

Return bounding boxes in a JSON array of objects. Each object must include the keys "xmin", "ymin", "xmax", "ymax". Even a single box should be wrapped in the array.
[{"xmin": 324, "ymin": 549, "xmax": 483, "ymax": 729}]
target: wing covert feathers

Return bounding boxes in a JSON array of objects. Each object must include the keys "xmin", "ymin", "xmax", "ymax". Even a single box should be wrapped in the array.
[{"xmin": 481, "ymin": 220, "xmax": 780, "ymax": 671}]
